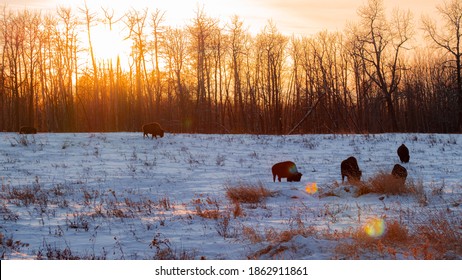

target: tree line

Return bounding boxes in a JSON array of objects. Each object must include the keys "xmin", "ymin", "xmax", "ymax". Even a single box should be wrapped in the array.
[{"xmin": 1, "ymin": 0, "xmax": 461, "ymax": 134}]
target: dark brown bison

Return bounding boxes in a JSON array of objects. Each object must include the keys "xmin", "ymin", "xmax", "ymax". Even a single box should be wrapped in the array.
[
  {"xmin": 391, "ymin": 164, "xmax": 408, "ymax": 181},
  {"xmin": 19, "ymin": 126, "xmax": 37, "ymax": 134},
  {"xmin": 142, "ymin": 122, "xmax": 164, "ymax": 139},
  {"xmin": 341, "ymin": 156, "xmax": 362, "ymax": 183},
  {"xmin": 397, "ymin": 144, "xmax": 410, "ymax": 163},
  {"xmin": 272, "ymin": 161, "xmax": 303, "ymax": 182}
]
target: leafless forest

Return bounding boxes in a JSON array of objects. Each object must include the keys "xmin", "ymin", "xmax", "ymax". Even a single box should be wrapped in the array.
[{"xmin": 1, "ymin": 0, "xmax": 461, "ymax": 134}]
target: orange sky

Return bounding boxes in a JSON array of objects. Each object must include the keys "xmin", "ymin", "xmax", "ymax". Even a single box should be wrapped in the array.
[{"xmin": 5, "ymin": 0, "xmax": 440, "ymax": 35}]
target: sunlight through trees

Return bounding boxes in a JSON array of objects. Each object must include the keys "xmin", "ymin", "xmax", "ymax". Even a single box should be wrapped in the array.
[{"xmin": 0, "ymin": 0, "xmax": 460, "ymax": 133}]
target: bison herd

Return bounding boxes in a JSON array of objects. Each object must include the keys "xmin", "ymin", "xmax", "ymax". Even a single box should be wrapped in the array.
[
  {"xmin": 16, "ymin": 122, "xmax": 410, "ymax": 187},
  {"xmin": 273, "ymin": 144, "xmax": 410, "ymax": 185},
  {"xmin": 16, "ymin": 122, "xmax": 166, "ymax": 138},
  {"xmin": 119, "ymin": 121, "xmax": 412, "ymax": 187},
  {"xmin": 337, "ymin": 144, "xmax": 409, "ymax": 183}
]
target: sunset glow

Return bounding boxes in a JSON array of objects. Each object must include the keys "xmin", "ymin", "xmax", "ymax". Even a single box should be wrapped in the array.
[
  {"xmin": 9, "ymin": 0, "xmax": 439, "ymax": 35},
  {"xmin": 1, "ymin": 0, "xmax": 457, "ymax": 134}
]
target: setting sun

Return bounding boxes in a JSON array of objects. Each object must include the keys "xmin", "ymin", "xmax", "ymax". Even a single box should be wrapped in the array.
[{"xmin": 89, "ymin": 25, "xmax": 130, "ymax": 61}]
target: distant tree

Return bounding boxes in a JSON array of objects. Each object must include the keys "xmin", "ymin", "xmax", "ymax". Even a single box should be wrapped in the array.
[
  {"xmin": 255, "ymin": 20, "xmax": 288, "ymax": 134},
  {"xmin": 349, "ymin": 0, "xmax": 413, "ymax": 131},
  {"xmin": 80, "ymin": 3, "xmax": 101, "ymax": 130},
  {"xmin": 150, "ymin": 9, "xmax": 166, "ymax": 121},
  {"xmin": 124, "ymin": 8, "xmax": 149, "ymax": 129},
  {"xmin": 187, "ymin": 7, "xmax": 219, "ymax": 132},
  {"xmin": 162, "ymin": 27, "xmax": 189, "ymax": 130},
  {"xmin": 227, "ymin": 15, "xmax": 249, "ymax": 132},
  {"xmin": 422, "ymin": 0, "xmax": 462, "ymax": 131}
]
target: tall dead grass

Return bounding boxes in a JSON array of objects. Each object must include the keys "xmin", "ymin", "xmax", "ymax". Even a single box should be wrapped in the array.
[
  {"xmin": 335, "ymin": 210, "xmax": 462, "ymax": 259},
  {"xmin": 356, "ymin": 172, "xmax": 427, "ymax": 205},
  {"xmin": 225, "ymin": 182, "xmax": 275, "ymax": 204}
]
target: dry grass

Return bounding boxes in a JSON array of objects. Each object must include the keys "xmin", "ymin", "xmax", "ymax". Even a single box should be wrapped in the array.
[
  {"xmin": 415, "ymin": 211, "xmax": 462, "ymax": 259},
  {"xmin": 357, "ymin": 172, "xmax": 408, "ymax": 196},
  {"xmin": 335, "ymin": 219, "xmax": 413, "ymax": 259},
  {"xmin": 242, "ymin": 226, "xmax": 263, "ymax": 243},
  {"xmin": 245, "ymin": 226, "xmax": 318, "ymax": 259},
  {"xmin": 230, "ymin": 202, "xmax": 244, "ymax": 218},
  {"xmin": 192, "ymin": 196, "xmax": 221, "ymax": 219},
  {"xmin": 335, "ymin": 210, "xmax": 462, "ymax": 259},
  {"xmin": 0, "ymin": 233, "xmax": 30, "ymax": 259},
  {"xmin": 225, "ymin": 182, "xmax": 275, "ymax": 204}
]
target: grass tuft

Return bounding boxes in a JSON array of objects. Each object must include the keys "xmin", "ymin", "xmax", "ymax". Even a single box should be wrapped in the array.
[
  {"xmin": 225, "ymin": 182, "xmax": 275, "ymax": 204},
  {"xmin": 359, "ymin": 172, "xmax": 408, "ymax": 195},
  {"xmin": 335, "ymin": 211, "xmax": 462, "ymax": 259}
]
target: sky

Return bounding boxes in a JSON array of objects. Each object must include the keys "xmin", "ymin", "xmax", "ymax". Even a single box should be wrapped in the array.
[{"xmin": 5, "ymin": 0, "xmax": 440, "ymax": 36}]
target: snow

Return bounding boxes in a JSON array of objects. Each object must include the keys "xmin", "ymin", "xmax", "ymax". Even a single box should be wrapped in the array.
[{"xmin": 0, "ymin": 132, "xmax": 461, "ymax": 260}]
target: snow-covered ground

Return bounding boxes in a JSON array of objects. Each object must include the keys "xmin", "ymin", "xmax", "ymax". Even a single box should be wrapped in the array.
[{"xmin": 0, "ymin": 132, "xmax": 461, "ymax": 259}]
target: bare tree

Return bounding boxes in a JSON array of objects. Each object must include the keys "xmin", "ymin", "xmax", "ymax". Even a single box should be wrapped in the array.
[
  {"xmin": 163, "ymin": 27, "xmax": 189, "ymax": 130},
  {"xmin": 150, "ymin": 9, "xmax": 166, "ymax": 120},
  {"xmin": 188, "ymin": 7, "xmax": 219, "ymax": 131},
  {"xmin": 255, "ymin": 20, "xmax": 288, "ymax": 134},
  {"xmin": 423, "ymin": 0, "xmax": 462, "ymax": 131},
  {"xmin": 227, "ymin": 15, "xmax": 250, "ymax": 132},
  {"xmin": 350, "ymin": 0, "xmax": 413, "ymax": 131},
  {"xmin": 125, "ymin": 8, "xmax": 149, "ymax": 129},
  {"xmin": 80, "ymin": 3, "xmax": 101, "ymax": 130}
]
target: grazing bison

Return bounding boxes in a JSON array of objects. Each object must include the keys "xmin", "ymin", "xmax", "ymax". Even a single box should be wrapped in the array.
[
  {"xmin": 142, "ymin": 122, "xmax": 164, "ymax": 139},
  {"xmin": 19, "ymin": 126, "xmax": 37, "ymax": 134},
  {"xmin": 272, "ymin": 161, "xmax": 303, "ymax": 182},
  {"xmin": 341, "ymin": 156, "xmax": 362, "ymax": 183},
  {"xmin": 397, "ymin": 144, "xmax": 410, "ymax": 163},
  {"xmin": 391, "ymin": 164, "xmax": 408, "ymax": 182}
]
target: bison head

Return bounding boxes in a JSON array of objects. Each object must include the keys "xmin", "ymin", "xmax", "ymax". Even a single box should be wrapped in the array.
[{"xmin": 287, "ymin": 172, "xmax": 303, "ymax": 182}]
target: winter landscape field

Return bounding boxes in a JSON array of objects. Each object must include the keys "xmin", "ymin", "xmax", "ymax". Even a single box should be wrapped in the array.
[{"xmin": 0, "ymin": 132, "xmax": 461, "ymax": 260}]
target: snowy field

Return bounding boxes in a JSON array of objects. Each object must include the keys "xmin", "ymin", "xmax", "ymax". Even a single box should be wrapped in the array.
[{"xmin": 0, "ymin": 132, "xmax": 461, "ymax": 260}]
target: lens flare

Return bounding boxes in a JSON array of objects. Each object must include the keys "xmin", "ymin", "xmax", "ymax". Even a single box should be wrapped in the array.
[
  {"xmin": 364, "ymin": 217, "xmax": 386, "ymax": 238},
  {"xmin": 288, "ymin": 164, "xmax": 298, "ymax": 174},
  {"xmin": 305, "ymin": 182, "xmax": 318, "ymax": 194}
]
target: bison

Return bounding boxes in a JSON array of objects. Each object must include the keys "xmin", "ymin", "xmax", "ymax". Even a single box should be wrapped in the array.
[
  {"xmin": 142, "ymin": 122, "xmax": 164, "ymax": 139},
  {"xmin": 272, "ymin": 161, "xmax": 303, "ymax": 182},
  {"xmin": 341, "ymin": 156, "xmax": 362, "ymax": 183},
  {"xmin": 19, "ymin": 126, "xmax": 37, "ymax": 134},
  {"xmin": 391, "ymin": 164, "xmax": 408, "ymax": 181},
  {"xmin": 397, "ymin": 144, "xmax": 410, "ymax": 163}
]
